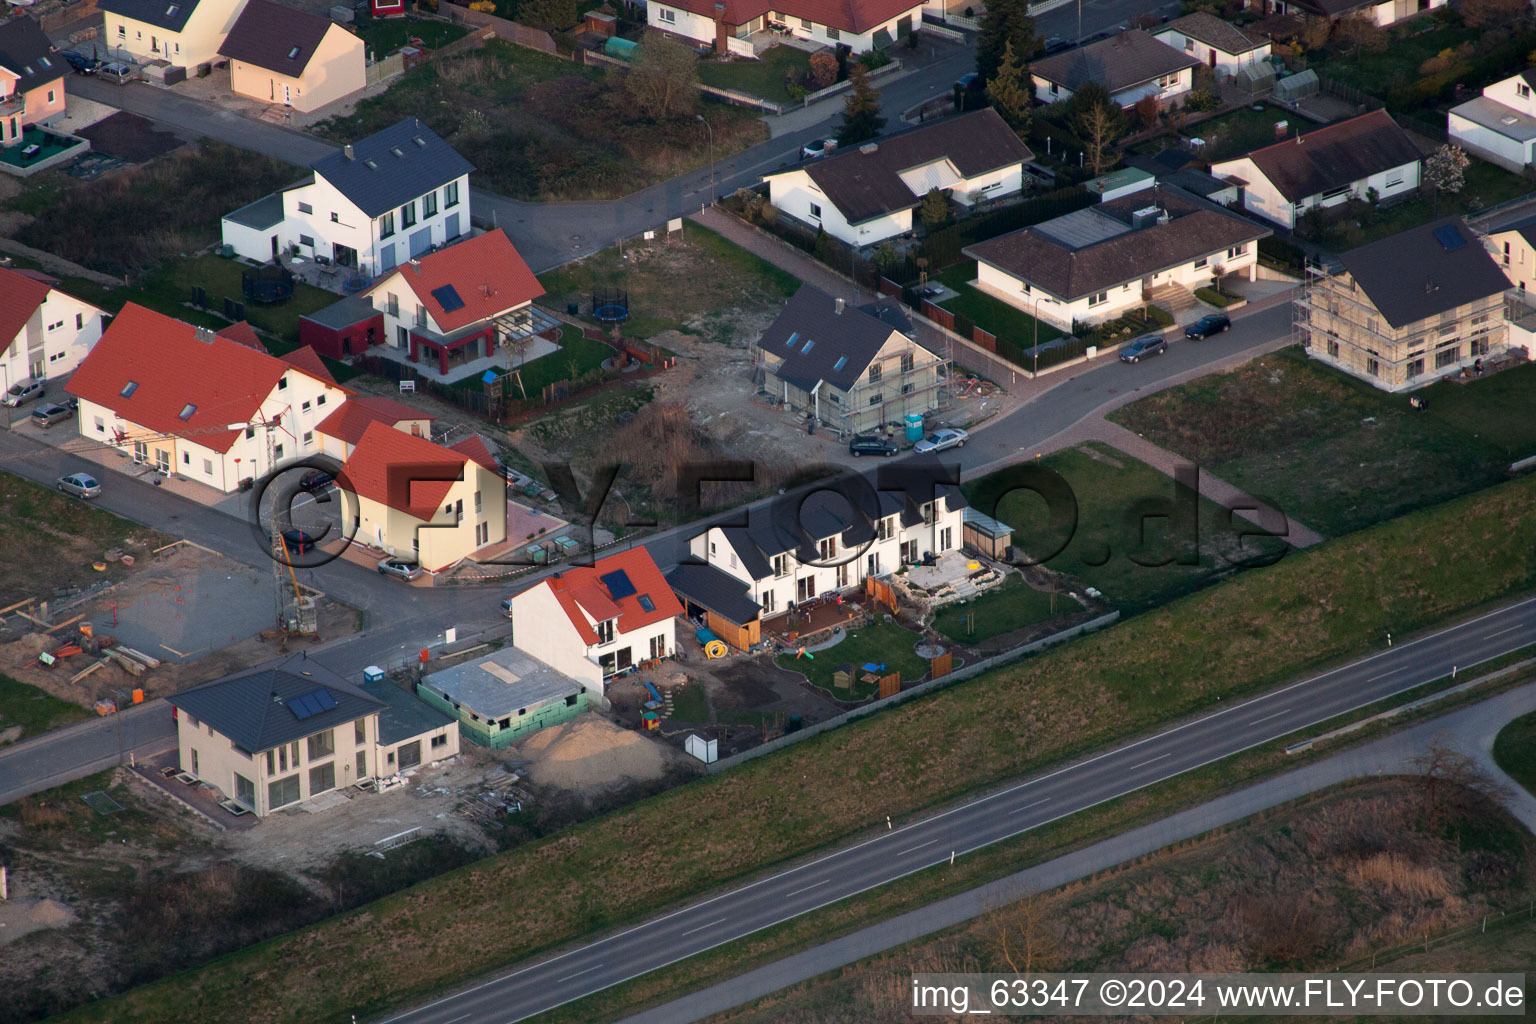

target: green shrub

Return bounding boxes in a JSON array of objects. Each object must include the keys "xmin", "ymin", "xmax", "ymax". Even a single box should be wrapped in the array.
[
  {"xmin": 859, "ymin": 49, "xmax": 893, "ymax": 70},
  {"xmin": 1194, "ymin": 286, "xmax": 1238, "ymax": 307}
]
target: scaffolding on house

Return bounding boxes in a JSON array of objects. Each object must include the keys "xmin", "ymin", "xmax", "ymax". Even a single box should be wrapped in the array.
[{"xmin": 749, "ymin": 343, "xmax": 955, "ymax": 440}]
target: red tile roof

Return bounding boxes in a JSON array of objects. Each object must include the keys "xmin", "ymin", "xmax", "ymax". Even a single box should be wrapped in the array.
[
  {"xmin": 217, "ymin": 321, "xmax": 264, "ymax": 350},
  {"xmin": 449, "ymin": 434, "xmax": 499, "ymax": 473},
  {"xmin": 0, "ymin": 265, "xmax": 51, "ymax": 348},
  {"xmin": 371, "ymin": 229, "xmax": 543, "ymax": 334},
  {"xmin": 65, "ymin": 303, "xmax": 334, "ymax": 453},
  {"xmin": 316, "ymin": 395, "xmax": 434, "ymax": 447},
  {"xmin": 542, "ymin": 548, "xmax": 682, "ymax": 646},
  {"xmin": 660, "ymin": 0, "xmax": 921, "ymax": 34},
  {"xmin": 340, "ymin": 420, "xmax": 473, "ymax": 520},
  {"xmin": 278, "ymin": 344, "xmax": 337, "ymax": 385}
]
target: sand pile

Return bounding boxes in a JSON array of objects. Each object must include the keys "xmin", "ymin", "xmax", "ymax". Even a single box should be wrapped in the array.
[
  {"xmin": 518, "ymin": 717, "xmax": 670, "ymax": 794},
  {"xmin": 26, "ymin": 899, "xmax": 74, "ymax": 927}
]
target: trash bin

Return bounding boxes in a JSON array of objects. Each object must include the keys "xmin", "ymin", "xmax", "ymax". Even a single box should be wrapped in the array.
[{"xmin": 567, "ymin": 301, "xmax": 579, "ymax": 315}]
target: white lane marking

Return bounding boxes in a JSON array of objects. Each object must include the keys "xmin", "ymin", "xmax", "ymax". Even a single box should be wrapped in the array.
[
  {"xmin": 679, "ymin": 917, "xmax": 728, "ymax": 937},
  {"xmin": 554, "ymin": 965, "xmax": 603, "ymax": 982},
  {"xmin": 1127, "ymin": 753, "xmax": 1170, "ymax": 771},
  {"xmin": 1486, "ymin": 626, "xmax": 1521, "ymax": 639},
  {"xmin": 786, "ymin": 879, "xmax": 829, "ymax": 897},
  {"xmin": 898, "ymin": 838, "xmax": 939, "ymax": 855},
  {"xmin": 1009, "ymin": 797, "xmax": 1052, "ymax": 816},
  {"xmin": 1249, "ymin": 711, "xmax": 1288, "ymax": 726},
  {"xmin": 441, "ymin": 1016, "xmax": 471, "ymax": 1024}
]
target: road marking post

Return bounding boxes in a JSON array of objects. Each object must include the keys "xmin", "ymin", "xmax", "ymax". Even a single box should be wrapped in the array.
[
  {"xmin": 949, "ymin": 850, "xmax": 954, "ymax": 866},
  {"xmin": 886, "ymin": 816, "xmax": 892, "ymax": 830}
]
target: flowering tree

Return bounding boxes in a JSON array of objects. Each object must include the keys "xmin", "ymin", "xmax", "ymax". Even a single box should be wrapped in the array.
[{"xmin": 1424, "ymin": 144, "xmax": 1470, "ymax": 217}]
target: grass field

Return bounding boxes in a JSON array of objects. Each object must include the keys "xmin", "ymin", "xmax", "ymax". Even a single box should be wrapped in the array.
[
  {"xmin": 775, "ymin": 622, "xmax": 929, "ymax": 699},
  {"xmin": 1493, "ymin": 711, "xmax": 1536, "ymax": 797},
  {"xmin": 1303, "ymin": 159, "xmax": 1531, "ymax": 249},
  {"xmin": 1110, "ymin": 348, "xmax": 1536, "ymax": 537},
  {"xmin": 58, "ymin": 461, "xmax": 1536, "ymax": 1024},
  {"xmin": 697, "ymin": 46, "xmax": 815, "ymax": 105},
  {"xmin": 351, "ymin": 15, "xmax": 467, "ymax": 55},
  {"xmin": 931, "ymin": 577, "xmax": 1061, "ymax": 643},
  {"xmin": 0, "ymin": 474, "xmax": 161, "ymax": 607},
  {"xmin": 935, "ymin": 261, "xmax": 1066, "ymax": 362},
  {"xmin": 0, "ymin": 672, "xmax": 91, "ymax": 742},
  {"xmin": 1153, "ymin": 103, "xmax": 1293, "ymax": 163}
]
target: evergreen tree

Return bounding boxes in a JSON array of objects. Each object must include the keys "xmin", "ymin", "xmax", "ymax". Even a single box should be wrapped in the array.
[
  {"xmin": 977, "ymin": 0, "xmax": 1039, "ymax": 85},
  {"xmin": 837, "ymin": 64, "xmax": 886, "ymax": 146},
  {"xmin": 986, "ymin": 39, "xmax": 1032, "ymax": 135}
]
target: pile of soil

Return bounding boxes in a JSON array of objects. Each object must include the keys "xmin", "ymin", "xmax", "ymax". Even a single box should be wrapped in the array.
[
  {"xmin": 517, "ymin": 717, "xmax": 671, "ymax": 795},
  {"xmin": 27, "ymin": 899, "xmax": 74, "ymax": 927}
]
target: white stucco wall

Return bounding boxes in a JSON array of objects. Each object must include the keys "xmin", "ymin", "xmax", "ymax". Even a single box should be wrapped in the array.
[
  {"xmin": 278, "ymin": 172, "xmax": 470, "ymax": 277},
  {"xmin": 508, "ymin": 583, "xmax": 605, "ymax": 694},
  {"xmin": 1153, "ymin": 30, "xmax": 1270, "ymax": 78},
  {"xmin": 1448, "ymin": 111, "xmax": 1534, "ymax": 173},
  {"xmin": 767, "ymin": 166, "xmax": 913, "ymax": 246},
  {"xmin": 0, "ymin": 289, "xmax": 105, "ymax": 392}
]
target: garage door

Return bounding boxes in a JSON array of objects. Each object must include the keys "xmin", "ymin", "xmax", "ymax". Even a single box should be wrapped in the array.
[{"xmin": 396, "ymin": 740, "xmax": 421, "ymax": 770}]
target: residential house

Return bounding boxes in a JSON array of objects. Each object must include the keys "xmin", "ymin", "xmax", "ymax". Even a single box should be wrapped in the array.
[
  {"xmin": 1299, "ymin": 217, "xmax": 1511, "ymax": 391},
  {"xmin": 1030, "ymin": 30, "xmax": 1199, "ymax": 108},
  {"xmin": 316, "ymin": 394, "xmax": 433, "ymax": 460},
  {"xmin": 507, "ymin": 548, "xmax": 681, "ymax": 689},
  {"xmin": 65, "ymin": 303, "xmax": 350, "ymax": 491},
  {"xmin": 754, "ymin": 284, "xmax": 945, "ymax": 436},
  {"xmin": 647, "ymin": 0, "xmax": 924, "ymax": 55},
  {"xmin": 218, "ymin": 0, "xmax": 366, "ymax": 113},
  {"xmin": 0, "ymin": 265, "xmax": 106, "ymax": 394},
  {"xmin": 963, "ymin": 184, "xmax": 1270, "ymax": 330},
  {"xmin": 299, "ymin": 294, "xmax": 383, "ymax": 359},
  {"xmin": 1210, "ymin": 109, "xmax": 1421, "ymax": 230},
  {"xmin": 100, "ymin": 0, "xmax": 249, "ymax": 68},
  {"xmin": 1153, "ymin": 12, "xmax": 1270, "ymax": 79},
  {"xmin": 1449, "ymin": 69, "xmax": 1536, "ymax": 173},
  {"xmin": 1487, "ymin": 215, "xmax": 1536, "ymax": 296},
  {"xmin": 417, "ymin": 646, "xmax": 591, "ymax": 749},
  {"xmin": 360, "ymin": 229, "xmax": 547, "ymax": 377},
  {"xmin": 167, "ymin": 653, "xmax": 459, "ymax": 817},
  {"xmin": 762, "ymin": 108, "xmax": 1032, "ymax": 248},
  {"xmin": 337, "ymin": 420, "xmax": 506, "ymax": 571},
  {"xmin": 670, "ymin": 473, "xmax": 966, "ymax": 646},
  {"xmin": 220, "ymin": 118, "xmax": 474, "ymax": 276},
  {"xmin": 1242, "ymin": 0, "xmax": 1446, "ymax": 27},
  {"xmin": 0, "ymin": 16, "xmax": 67, "ymax": 146}
]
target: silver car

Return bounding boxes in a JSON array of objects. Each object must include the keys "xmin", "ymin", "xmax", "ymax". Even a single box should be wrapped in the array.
[
  {"xmin": 377, "ymin": 557, "xmax": 423, "ymax": 581},
  {"xmin": 57, "ymin": 473, "xmax": 102, "ymax": 499},
  {"xmin": 2, "ymin": 379, "xmax": 43, "ymax": 407},
  {"xmin": 913, "ymin": 428, "xmax": 968, "ymax": 454}
]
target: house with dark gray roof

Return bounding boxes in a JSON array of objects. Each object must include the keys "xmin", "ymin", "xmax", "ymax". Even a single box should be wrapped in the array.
[
  {"xmin": 221, "ymin": 118, "xmax": 474, "ymax": 276},
  {"xmin": 218, "ymin": 0, "xmax": 365, "ymax": 113},
  {"xmin": 755, "ymin": 284, "xmax": 947, "ymax": 437},
  {"xmin": 1450, "ymin": 69, "xmax": 1536, "ymax": 173},
  {"xmin": 1030, "ymin": 30, "xmax": 1199, "ymax": 108},
  {"xmin": 963, "ymin": 184, "xmax": 1270, "ymax": 331},
  {"xmin": 1154, "ymin": 13, "xmax": 1270, "ymax": 79},
  {"xmin": 0, "ymin": 16, "xmax": 68, "ymax": 145},
  {"xmin": 762, "ymin": 108, "xmax": 1031, "ymax": 247},
  {"xmin": 168, "ymin": 653, "xmax": 459, "ymax": 816},
  {"xmin": 679, "ymin": 467, "xmax": 967, "ymax": 641},
  {"xmin": 1299, "ymin": 217, "xmax": 1512, "ymax": 392},
  {"xmin": 1210, "ymin": 109, "xmax": 1422, "ymax": 229},
  {"xmin": 100, "ymin": 0, "xmax": 248, "ymax": 68}
]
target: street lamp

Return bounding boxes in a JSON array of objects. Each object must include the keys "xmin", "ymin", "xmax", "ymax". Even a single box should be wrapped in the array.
[
  {"xmin": 1028, "ymin": 297, "xmax": 1042, "ymax": 376},
  {"xmin": 695, "ymin": 114, "xmax": 716, "ymax": 205}
]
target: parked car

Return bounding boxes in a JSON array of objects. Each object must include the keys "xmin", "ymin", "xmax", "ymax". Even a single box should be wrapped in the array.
[
  {"xmin": 801, "ymin": 138, "xmax": 837, "ymax": 160},
  {"xmin": 98, "ymin": 61, "xmax": 136, "ymax": 85},
  {"xmin": 849, "ymin": 434, "xmax": 899, "ymax": 457},
  {"xmin": 59, "ymin": 50, "xmax": 101, "ymax": 74},
  {"xmin": 1041, "ymin": 36, "xmax": 1074, "ymax": 55},
  {"xmin": 914, "ymin": 428, "xmax": 968, "ymax": 454},
  {"xmin": 501, "ymin": 596, "xmax": 515, "ymax": 617},
  {"xmin": 1185, "ymin": 313, "xmax": 1232, "ymax": 340},
  {"xmin": 56, "ymin": 472, "xmax": 101, "ymax": 499},
  {"xmin": 953, "ymin": 72, "xmax": 987, "ymax": 111},
  {"xmin": 298, "ymin": 469, "xmax": 334, "ymax": 500},
  {"xmin": 377, "ymin": 557, "xmax": 423, "ymax": 582},
  {"xmin": 1119, "ymin": 333, "xmax": 1167, "ymax": 363},
  {"xmin": 281, "ymin": 529, "xmax": 318, "ymax": 552},
  {"xmin": 30, "ymin": 402, "xmax": 74, "ymax": 429},
  {"xmin": 2, "ymin": 379, "xmax": 43, "ymax": 407}
]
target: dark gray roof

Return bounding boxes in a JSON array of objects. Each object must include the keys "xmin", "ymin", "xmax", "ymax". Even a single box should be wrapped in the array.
[
  {"xmin": 1158, "ymin": 167, "xmax": 1234, "ymax": 198},
  {"xmin": 858, "ymin": 301, "xmax": 915, "ymax": 337},
  {"xmin": 168, "ymin": 653, "xmax": 384, "ymax": 755},
  {"xmin": 366, "ymin": 678, "xmax": 456, "ymax": 746},
  {"xmin": 97, "ymin": 0, "xmax": 201, "ymax": 32},
  {"xmin": 1158, "ymin": 12, "xmax": 1267, "ymax": 54},
  {"xmin": 304, "ymin": 294, "xmax": 380, "ymax": 329},
  {"xmin": 783, "ymin": 108, "xmax": 1031, "ymax": 226},
  {"xmin": 311, "ymin": 119, "xmax": 474, "ymax": 219},
  {"xmin": 421, "ymin": 647, "xmax": 582, "ymax": 721},
  {"xmin": 224, "ymin": 191, "xmax": 285, "ymax": 230},
  {"xmin": 666, "ymin": 562, "xmax": 761, "ymax": 625},
  {"xmin": 1031, "ymin": 30, "xmax": 1200, "ymax": 94},
  {"xmin": 761, "ymin": 285, "xmax": 902, "ymax": 393},
  {"xmin": 218, "ymin": 0, "xmax": 337, "ymax": 75},
  {"xmin": 1495, "ymin": 212, "xmax": 1536, "ymax": 250},
  {"xmin": 1338, "ymin": 216, "xmax": 1512, "ymax": 330},
  {"xmin": 0, "ymin": 17, "xmax": 67, "ymax": 93},
  {"xmin": 1227, "ymin": 109, "xmax": 1420, "ymax": 203}
]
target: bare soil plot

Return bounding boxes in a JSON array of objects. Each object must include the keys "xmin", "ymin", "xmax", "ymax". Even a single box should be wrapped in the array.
[{"xmin": 74, "ymin": 112, "xmax": 184, "ymax": 164}]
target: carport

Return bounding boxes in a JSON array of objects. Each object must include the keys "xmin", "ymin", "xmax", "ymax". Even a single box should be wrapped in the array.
[{"xmin": 665, "ymin": 563, "xmax": 762, "ymax": 651}]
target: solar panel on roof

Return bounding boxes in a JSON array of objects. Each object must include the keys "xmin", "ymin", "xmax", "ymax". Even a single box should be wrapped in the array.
[
  {"xmin": 431, "ymin": 284, "xmax": 465, "ymax": 312},
  {"xmin": 288, "ymin": 688, "xmax": 339, "ymax": 720},
  {"xmin": 600, "ymin": 569, "xmax": 637, "ymax": 599},
  {"xmin": 1433, "ymin": 224, "xmax": 1466, "ymax": 251}
]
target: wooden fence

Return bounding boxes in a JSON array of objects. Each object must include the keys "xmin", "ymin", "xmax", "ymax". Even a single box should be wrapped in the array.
[{"xmin": 440, "ymin": 1, "xmax": 558, "ymax": 53}]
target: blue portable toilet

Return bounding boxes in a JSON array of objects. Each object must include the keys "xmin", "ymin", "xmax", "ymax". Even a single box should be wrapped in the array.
[{"xmin": 905, "ymin": 412, "xmax": 924, "ymax": 442}]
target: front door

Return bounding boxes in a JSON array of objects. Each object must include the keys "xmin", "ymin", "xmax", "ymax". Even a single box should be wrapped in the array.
[
  {"xmin": 270, "ymin": 234, "xmax": 278, "ymax": 257},
  {"xmin": 282, "ymin": 82, "xmax": 292, "ymax": 105},
  {"xmin": 379, "ymin": 242, "xmax": 398, "ymax": 274},
  {"xmin": 396, "ymin": 740, "xmax": 421, "ymax": 770},
  {"xmin": 444, "ymin": 212, "xmax": 460, "ymax": 240},
  {"xmin": 409, "ymin": 226, "xmax": 432, "ymax": 258}
]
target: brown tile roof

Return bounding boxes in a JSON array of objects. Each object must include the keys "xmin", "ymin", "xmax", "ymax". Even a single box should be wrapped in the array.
[
  {"xmin": 778, "ymin": 108, "xmax": 1031, "ymax": 226},
  {"xmin": 1031, "ymin": 30, "xmax": 1200, "ymax": 94},
  {"xmin": 217, "ymin": 0, "xmax": 340, "ymax": 75},
  {"xmin": 964, "ymin": 184, "xmax": 1270, "ymax": 301},
  {"xmin": 1220, "ymin": 109, "xmax": 1421, "ymax": 203},
  {"xmin": 1159, "ymin": 12, "xmax": 1267, "ymax": 55}
]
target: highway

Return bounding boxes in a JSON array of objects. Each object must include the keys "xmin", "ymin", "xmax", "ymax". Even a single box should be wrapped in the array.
[{"xmin": 379, "ymin": 595, "xmax": 1536, "ymax": 1024}]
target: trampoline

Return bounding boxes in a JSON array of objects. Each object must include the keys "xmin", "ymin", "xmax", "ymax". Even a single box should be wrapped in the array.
[
  {"xmin": 591, "ymin": 287, "xmax": 630, "ymax": 323},
  {"xmin": 243, "ymin": 265, "xmax": 295, "ymax": 304}
]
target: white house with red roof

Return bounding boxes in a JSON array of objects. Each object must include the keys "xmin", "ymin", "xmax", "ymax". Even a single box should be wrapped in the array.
[
  {"xmin": 337, "ymin": 420, "xmax": 506, "ymax": 572},
  {"xmin": 360, "ymin": 229, "xmax": 548, "ymax": 378},
  {"xmin": 508, "ymin": 548, "xmax": 682, "ymax": 688},
  {"xmin": 316, "ymin": 394, "xmax": 434, "ymax": 460},
  {"xmin": 65, "ymin": 303, "xmax": 350, "ymax": 492},
  {"xmin": 0, "ymin": 265, "xmax": 107, "ymax": 396},
  {"xmin": 648, "ymin": 0, "xmax": 924, "ymax": 55}
]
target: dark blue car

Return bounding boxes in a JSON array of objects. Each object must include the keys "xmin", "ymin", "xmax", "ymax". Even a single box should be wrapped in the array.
[{"xmin": 1119, "ymin": 333, "xmax": 1167, "ymax": 363}]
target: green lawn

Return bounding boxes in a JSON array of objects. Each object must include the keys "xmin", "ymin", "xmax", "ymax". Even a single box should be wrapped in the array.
[
  {"xmin": 351, "ymin": 15, "xmax": 468, "ymax": 56},
  {"xmin": 499, "ymin": 324, "xmax": 613, "ymax": 398},
  {"xmin": 964, "ymin": 442, "xmax": 1270, "ymax": 615},
  {"xmin": 140, "ymin": 254, "xmax": 341, "ymax": 343},
  {"xmin": 930, "ymin": 577, "xmax": 1062, "ymax": 643},
  {"xmin": 1304, "ymin": 159, "xmax": 1532, "ymax": 249},
  {"xmin": 697, "ymin": 45, "xmax": 815, "ymax": 105},
  {"xmin": 0, "ymin": 673, "xmax": 91, "ymax": 742},
  {"xmin": 1173, "ymin": 104, "xmax": 1293, "ymax": 163},
  {"xmin": 1111, "ymin": 348, "xmax": 1536, "ymax": 537},
  {"xmin": 935, "ymin": 261, "xmax": 1066, "ymax": 362},
  {"xmin": 1306, "ymin": 19, "xmax": 1478, "ymax": 92},
  {"xmin": 775, "ymin": 622, "xmax": 930, "ymax": 700},
  {"xmin": 667, "ymin": 680, "xmax": 711, "ymax": 723},
  {"xmin": 0, "ymin": 474, "xmax": 160, "ymax": 608},
  {"xmin": 1492, "ymin": 711, "xmax": 1536, "ymax": 798}
]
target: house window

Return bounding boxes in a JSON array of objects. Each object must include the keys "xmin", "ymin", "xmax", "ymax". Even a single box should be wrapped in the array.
[
  {"xmin": 94, "ymin": 416, "xmax": 104, "ymax": 433},
  {"xmin": 1087, "ymin": 291, "xmax": 1108, "ymax": 306},
  {"xmin": 819, "ymin": 537, "xmax": 836, "ymax": 559},
  {"xmin": 868, "ymin": 363, "xmax": 882, "ymax": 383},
  {"xmin": 183, "ymin": 452, "xmax": 190, "ymax": 466},
  {"xmin": 318, "ymin": 395, "xmax": 327, "ymax": 405},
  {"xmin": 1326, "ymin": 338, "xmax": 1339, "ymax": 359},
  {"xmin": 415, "ymin": 304, "xmax": 427, "ymax": 328},
  {"xmin": 1194, "ymin": 256, "xmax": 1208, "ymax": 270},
  {"xmin": 274, "ymin": 443, "xmax": 284, "ymax": 461},
  {"xmin": 308, "ymin": 762, "xmax": 335, "ymax": 795},
  {"xmin": 76, "ymin": 313, "xmax": 84, "ymax": 330},
  {"xmin": 868, "ymin": 393, "xmax": 882, "ymax": 406},
  {"xmin": 474, "ymin": 490, "xmax": 483, "ymax": 515},
  {"xmin": 203, "ymin": 458, "xmax": 213, "ymax": 475},
  {"xmin": 1366, "ymin": 357, "xmax": 1380, "ymax": 377},
  {"xmin": 900, "ymin": 352, "xmax": 914, "ymax": 373},
  {"xmin": 1320, "ymin": 185, "xmax": 1352, "ymax": 201},
  {"xmin": 1184, "ymin": 38, "xmax": 1194, "ymax": 51},
  {"xmin": 423, "ymin": 191, "xmax": 438, "ymax": 217},
  {"xmin": 596, "ymin": 619, "xmax": 615, "ymax": 644},
  {"xmin": 1366, "ymin": 317, "xmax": 1378, "ymax": 333},
  {"xmin": 773, "ymin": 553, "xmax": 788, "ymax": 577},
  {"xmin": 47, "ymin": 89, "xmax": 55, "ymax": 104},
  {"xmin": 298, "ymin": 201, "xmax": 313, "ymax": 214},
  {"xmin": 1385, "ymin": 175, "xmax": 1404, "ymax": 189},
  {"xmin": 1435, "ymin": 345, "xmax": 1461, "ymax": 369},
  {"xmin": 826, "ymin": 25, "xmax": 839, "ymax": 38},
  {"xmin": 302, "ymin": 400, "xmax": 311, "ymax": 412},
  {"xmin": 307, "ymin": 729, "xmax": 335, "ymax": 760},
  {"xmin": 659, "ymin": 6, "xmax": 675, "ymax": 21},
  {"xmin": 331, "ymin": 212, "xmax": 340, "ymax": 223},
  {"xmin": 800, "ymin": 16, "xmax": 811, "ymax": 27},
  {"xmin": 268, "ymin": 774, "xmax": 301, "ymax": 808},
  {"xmin": 809, "ymin": 202, "xmax": 822, "ymax": 220},
  {"xmin": 1406, "ymin": 357, "xmax": 1424, "ymax": 379},
  {"xmin": 1520, "ymin": 83, "xmax": 1531, "ymax": 99},
  {"xmin": 302, "ymin": 431, "xmax": 313, "ymax": 447},
  {"xmin": 650, "ymin": 635, "xmax": 666, "ymax": 660},
  {"xmin": 118, "ymin": 24, "xmax": 125, "ymax": 36},
  {"xmin": 444, "ymin": 182, "xmax": 460, "ymax": 207},
  {"xmin": 299, "ymin": 234, "xmax": 315, "ymax": 248},
  {"xmin": 876, "ymin": 516, "xmax": 893, "ymax": 541},
  {"xmin": 401, "ymin": 201, "xmax": 417, "ymax": 228},
  {"xmin": 277, "ymin": 377, "xmax": 288, "ymax": 390},
  {"xmin": 431, "ymin": 734, "xmax": 448, "ymax": 749},
  {"xmin": 1227, "ymin": 244, "xmax": 1245, "ymax": 259},
  {"xmin": 380, "ymin": 212, "xmax": 395, "ymax": 238},
  {"xmin": 387, "ymin": 293, "xmax": 399, "ymax": 317},
  {"xmin": 355, "ymin": 720, "xmax": 367, "ymax": 748},
  {"xmin": 761, "ymin": 588, "xmax": 777, "ymax": 613}
]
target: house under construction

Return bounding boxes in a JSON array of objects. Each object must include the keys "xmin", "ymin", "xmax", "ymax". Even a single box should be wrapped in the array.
[{"xmin": 751, "ymin": 284, "xmax": 949, "ymax": 438}]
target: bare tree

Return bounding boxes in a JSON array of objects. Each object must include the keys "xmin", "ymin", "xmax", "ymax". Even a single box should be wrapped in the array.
[
  {"xmin": 626, "ymin": 31, "xmax": 699, "ymax": 121},
  {"xmin": 1409, "ymin": 741, "xmax": 1512, "ymax": 833},
  {"xmin": 984, "ymin": 889, "xmax": 1061, "ymax": 976}
]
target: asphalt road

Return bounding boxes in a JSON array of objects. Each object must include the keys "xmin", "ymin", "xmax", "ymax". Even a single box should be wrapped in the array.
[
  {"xmin": 0, "ymin": 701, "xmax": 177, "ymax": 806},
  {"xmin": 378, "ymin": 595, "xmax": 1536, "ymax": 1024}
]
